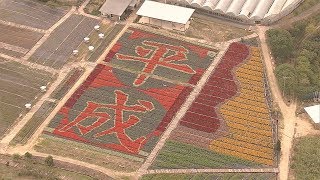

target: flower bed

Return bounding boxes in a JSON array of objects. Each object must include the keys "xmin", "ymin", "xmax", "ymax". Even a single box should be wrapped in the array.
[
  {"xmin": 154, "ymin": 43, "xmax": 275, "ymax": 168},
  {"xmin": 44, "ymin": 28, "xmax": 217, "ymax": 161}
]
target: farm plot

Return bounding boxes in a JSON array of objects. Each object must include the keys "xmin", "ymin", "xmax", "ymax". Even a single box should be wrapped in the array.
[
  {"xmin": 29, "ymin": 15, "xmax": 99, "ymax": 69},
  {"xmin": 40, "ymin": 28, "xmax": 217, "ymax": 169},
  {"xmin": 0, "ymin": 59, "xmax": 53, "ymax": 137},
  {"xmin": 0, "ymin": 23, "xmax": 43, "ymax": 58},
  {"xmin": 0, "ymin": 0, "xmax": 67, "ymax": 30},
  {"xmin": 152, "ymin": 42, "xmax": 275, "ymax": 169},
  {"xmin": 142, "ymin": 172, "xmax": 277, "ymax": 180}
]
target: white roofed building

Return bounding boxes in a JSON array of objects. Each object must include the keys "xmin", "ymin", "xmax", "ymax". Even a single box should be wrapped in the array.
[
  {"xmin": 99, "ymin": 0, "xmax": 140, "ymax": 21},
  {"xmin": 161, "ymin": 0, "xmax": 303, "ymax": 24},
  {"xmin": 304, "ymin": 105, "xmax": 320, "ymax": 129},
  {"xmin": 137, "ymin": 1, "xmax": 195, "ymax": 31}
]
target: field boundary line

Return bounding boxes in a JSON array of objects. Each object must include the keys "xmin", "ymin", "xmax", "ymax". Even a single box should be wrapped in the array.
[
  {"xmin": 23, "ymin": 6, "xmax": 76, "ymax": 61},
  {"xmin": 0, "ymin": 19, "xmax": 45, "ymax": 33},
  {"xmin": 0, "ymin": 53, "xmax": 57, "ymax": 73},
  {"xmin": 0, "ymin": 42, "xmax": 28, "ymax": 54},
  {"xmin": 146, "ymin": 168, "xmax": 279, "ymax": 174},
  {"xmin": 96, "ymin": 23, "xmax": 129, "ymax": 64},
  {"xmin": 77, "ymin": 0, "xmax": 101, "ymax": 20},
  {"xmin": 137, "ymin": 42, "xmax": 231, "ymax": 175}
]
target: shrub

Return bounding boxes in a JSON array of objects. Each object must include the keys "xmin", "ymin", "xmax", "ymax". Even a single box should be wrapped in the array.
[
  {"xmin": 45, "ymin": 155, "xmax": 54, "ymax": 167},
  {"xmin": 24, "ymin": 152, "xmax": 32, "ymax": 159}
]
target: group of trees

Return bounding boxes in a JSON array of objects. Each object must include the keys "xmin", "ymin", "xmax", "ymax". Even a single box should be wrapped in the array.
[{"xmin": 267, "ymin": 14, "xmax": 320, "ymax": 101}]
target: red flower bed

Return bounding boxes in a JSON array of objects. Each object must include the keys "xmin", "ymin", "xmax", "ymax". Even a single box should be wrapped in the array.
[
  {"xmin": 179, "ymin": 42, "xmax": 249, "ymax": 133},
  {"xmin": 45, "ymin": 63, "xmax": 192, "ymax": 157}
]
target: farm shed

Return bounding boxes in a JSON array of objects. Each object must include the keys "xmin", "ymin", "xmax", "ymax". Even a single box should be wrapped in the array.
[
  {"xmin": 99, "ymin": 0, "xmax": 140, "ymax": 21},
  {"xmin": 136, "ymin": 1, "xmax": 195, "ymax": 31},
  {"xmin": 304, "ymin": 105, "xmax": 320, "ymax": 129}
]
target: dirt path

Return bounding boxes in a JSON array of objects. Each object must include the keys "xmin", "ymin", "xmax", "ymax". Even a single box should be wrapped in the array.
[
  {"xmin": 77, "ymin": 0, "xmax": 101, "ymax": 20},
  {"xmin": 295, "ymin": 114, "xmax": 320, "ymax": 138},
  {"xmin": 257, "ymin": 26, "xmax": 298, "ymax": 180},
  {"xmin": 0, "ymin": 53, "xmax": 57, "ymax": 73},
  {"xmin": 274, "ymin": 3, "xmax": 320, "ymax": 28}
]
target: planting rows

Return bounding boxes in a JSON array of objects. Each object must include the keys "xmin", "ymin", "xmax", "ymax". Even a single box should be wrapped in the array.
[
  {"xmin": 51, "ymin": 68, "xmax": 83, "ymax": 100},
  {"xmin": 154, "ymin": 43, "xmax": 274, "ymax": 169},
  {"xmin": 44, "ymin": 28, "xmax": 217, "ymax": 162},
  {"xmin": 0, "ymin": 60, "xmax": 53, "ymax": 137},
  {"xmin": 142, "ymin": 172, "xmax": 276, "ymax": 180},
  {"xmin": 29, "ymin": 15, "xmax": 99, "ymax": 69},
  {"xmin": 0, "ymin": 0, "xmax": 67, "ymax": 30}
]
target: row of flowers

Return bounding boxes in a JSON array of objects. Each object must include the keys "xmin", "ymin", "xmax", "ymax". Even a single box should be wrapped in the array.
[
  {"xmin": 209, "ymin": 144, "xmax": 274, "ymax": 166},
  {"xmin": 210, "ymin": 45, "xmax": 274, "ymax": 166},
  {"xmin": 225, "ymin": 100, "xmax": 269, "ymax": 114},
  {"xmin": 221, "ymin": 104, "xmax": 270, "ymax": 119},
  {"xmin": 210, "ymin": 138, "xmax": 273, "ymax": 159}
]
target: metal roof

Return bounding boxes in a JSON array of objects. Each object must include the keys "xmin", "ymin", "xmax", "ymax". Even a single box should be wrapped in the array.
[
  {"xmin": 99, "ymin": 0, "xmax": 132, "ymax": 16},
  {"xmin": 305, "ymin": 105, "xmax": 320, "ymax": 124},
  {"xmin": 136, "ymin": 1, "xmax": 195, "ymax": 24}
]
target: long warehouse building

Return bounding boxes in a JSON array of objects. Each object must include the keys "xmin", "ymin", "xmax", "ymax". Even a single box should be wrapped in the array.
[{"xmin": 164, "ymin": 0, "xmax": 303, "ymax": 24}]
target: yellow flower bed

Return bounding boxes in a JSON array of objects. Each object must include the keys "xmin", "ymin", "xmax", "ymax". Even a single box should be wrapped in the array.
[
  {"xmin": 237, "ymin": 66, "xmax": 264, "ymax": 77},
  {"xmin": 211, "ymin": 47, "xmax": 274, "ymax": 166},
  {"xmin": 232, "ymin": 134, "xmax": 274, "ymax": 149},
  {"xmin": 241, "ymin": 64, "xmax": 264, "ymax": 72},
  {"xmin": 209, "ymin": 145, "xmax": 274, "ymax": 166},
  {"xmin": 237, "ymin": 77, "xmax": 264, "ymax": 87},
  {"xmin": 215, "ymin": 137, "xmax": 273, "ymax": 154},
  {"xmin": 225, "ymin": 100, "xmax": 269, "ymax": 114},
  {"xmin": 233, "ymin": 96, "xmax": 268, "ymax": 108},
  {"xmin": 219, "ymin": 108, "xmax": 270, "ymax": 125},
  {"xmin": 228, "ymin": 127, "xmax": 273, "ymax": 142},
  {"xmin": 209, "ymin": 141, "xmax": 274, "ymax": 162},
  {"xmin": 226, "ymin": 121, "xmax": 272, "ymax": 137},
  {"xmin": 222, "ymin": 114, "xmax": 271, "ymax": 130},
  {"xmin": 240, "ymin": 83, "xmax": 265, "ymax": 93},
  {"xmin": 240, "ymin": 93, "xmax": 265, "ymax": 103},
  {"xmin": 240, "ymin": 88, "xmax": 265, "ymax": 97},
  {"xmin": 236, "ymin": 71, "xmax": 263, "ymax": 82}
]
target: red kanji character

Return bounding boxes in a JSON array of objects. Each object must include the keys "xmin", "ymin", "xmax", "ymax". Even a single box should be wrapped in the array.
[
  {"xmin": 57, "ymin": 90, "xmax": 155, "ymax": 153},
  {"xmin": 116, "ymin": 41, "xmax": 196, "ymax": 86}
]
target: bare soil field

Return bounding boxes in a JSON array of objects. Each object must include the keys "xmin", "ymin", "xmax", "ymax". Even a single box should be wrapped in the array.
[
  {"xmin": 0, "ymin": 59, "xmax": 53, "ymax": 138},
  {"xmin": 0, "ymin": 0, "xmax": 68, "ymax": 30},
  {"xmin": 35, "ymin": 134, "xmax": 143, "ymax": 172},
  {"xmin": 29, "ymin": 14, "xmax": 99, "ymax": 69},
  {"xmin": 186, "ymin": 14, "xmax": 251, "ymax": 42},
  {"xmin": 0, "ymin": 24, "xmax": 43, "ymax": 58}
]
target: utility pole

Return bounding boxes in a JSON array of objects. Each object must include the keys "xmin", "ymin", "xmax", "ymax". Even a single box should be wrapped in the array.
[{"xmin": 283, "ymin": 76, "xmax": 290, "ymax": 99}]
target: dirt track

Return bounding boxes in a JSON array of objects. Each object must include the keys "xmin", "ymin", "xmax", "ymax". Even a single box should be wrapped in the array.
[{"xmin": 258, "ymin": 26, "xmax": 298, "ymax": 180}]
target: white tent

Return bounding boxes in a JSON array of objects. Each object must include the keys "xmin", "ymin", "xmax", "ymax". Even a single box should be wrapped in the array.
[{"xmin": 304, "ymin": 105, "xmax": 320, "ymax": 124}]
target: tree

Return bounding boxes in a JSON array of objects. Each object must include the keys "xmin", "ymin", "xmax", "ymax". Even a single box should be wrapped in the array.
[
  {"xmin": 275, "ymin": 63, "xmax": 297, "ymax": 97},
  {"xmin": 13, "ymin": 153, "xmax": 21, "ymax": 161},
  {"xmin": 24, "ymin": 152, "xmax": 32, "ymax": 159},
  {"xmin": 45, "ymin": 155, "xmax": 54, "ymax": 167},
  {"xmin": 267, "ymin": 29, "xmax": 294, "ymax": 62}
]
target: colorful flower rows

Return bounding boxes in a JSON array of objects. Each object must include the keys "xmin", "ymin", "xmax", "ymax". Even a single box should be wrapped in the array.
[
  {"xmin": 179, "ymin": 43, "xmax": 249, "ymax": 133},
  {"xmin": 44, "ymin": 28, "xmax": 217, "ymax": 160},
  {"xmin": 210, "ymin": 46, "xmax": 274, "ymax": 166}
]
